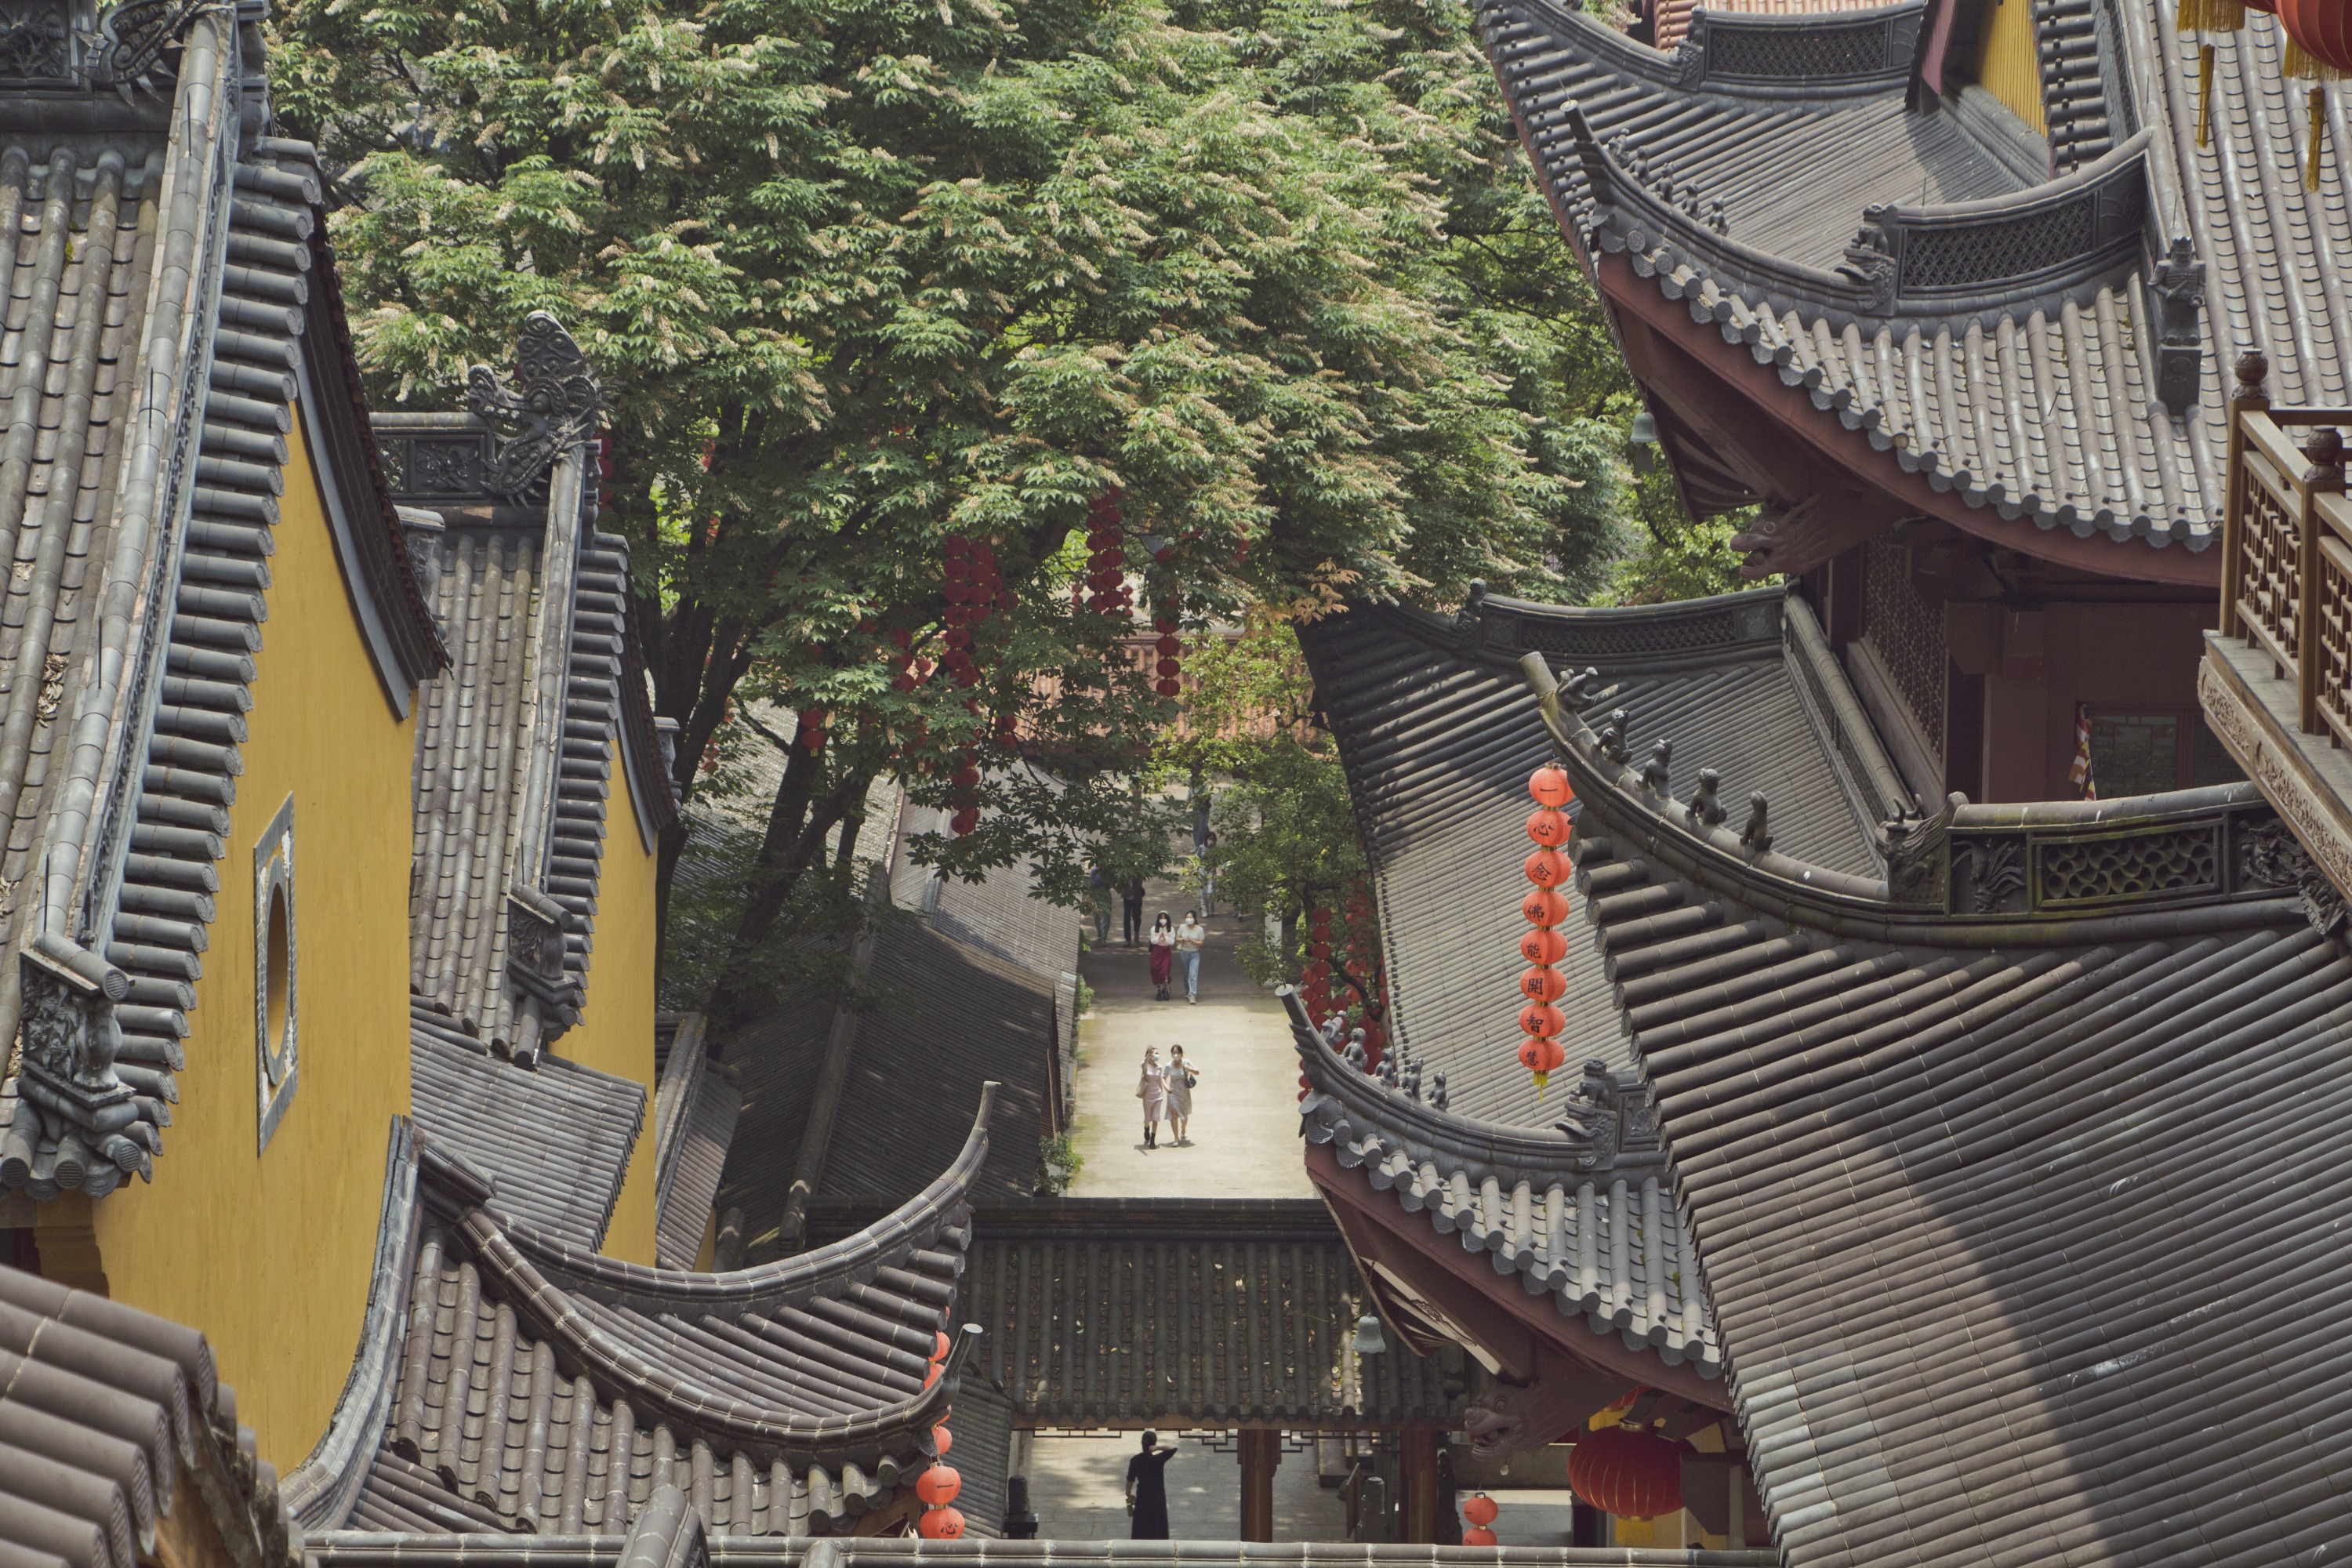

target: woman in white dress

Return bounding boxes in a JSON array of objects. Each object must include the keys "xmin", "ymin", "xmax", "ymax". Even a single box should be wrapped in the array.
[
  {"xmin": 1165, "ymin": 1046, "xmax": 1200, "ymax": 1145},
  {"xmin": 1138, "ymin": 1047, "xmax": 1167, "ymax": 1149}
]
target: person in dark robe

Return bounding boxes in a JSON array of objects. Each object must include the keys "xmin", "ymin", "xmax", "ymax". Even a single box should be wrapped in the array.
[{"xmin": 1127, "ymin": 1429, "xmax": 1176, "ymax": 1538}]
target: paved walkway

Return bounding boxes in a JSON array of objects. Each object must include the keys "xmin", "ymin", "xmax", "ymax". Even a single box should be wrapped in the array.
[
  {"xmin": 1066, "ymin": 885, "xmax": 1311, "ymax": 1200},
  {"xmin": 1025, "ymin": 886, "xmax": 1334, "ymax": 1541},
  {"xmin": 1028, "ymin": 1435, "xmax": 1345, "ymax": 1542}
]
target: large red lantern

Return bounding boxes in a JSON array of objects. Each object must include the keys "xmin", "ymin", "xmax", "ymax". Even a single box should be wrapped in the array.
[
  {"xmin": 1523, "ymin": 887, "xmax": 1569, "ymax": 927},
  {"xmin": 1528, "ymin": 765, "xmax": 1572, "ymax": 808},
  {"xmin": 1462, "ymin": 1494, "xmax": 1499, "ymax": 1527},
  {"xmin": 1518, "ymin": 1036, "xmax": 1565, "ymax": 1075},
  {"xmin": 1461, "ymin": 1528, "xmax": 1498, "ymax": 1547},
  {"xmin": 1520, "ymin": 1002, "xmax": 1565, "ymax": 1039},
  {"xmin": 932, "ymin": 1425, "xmax": 953, "ymax": 1456},
  {"xmin": 1523, "ymin": 848, "xmax": 1569, "ymax": 887},
  {"xmin": 916, "ymin": 1465, "xmax": 963, "ymax": 1507},
  {"xmin": 1520, "ymin": 927, "xmax": 1567, "ymax": 965},
  {"xmin": 1526, "ymin": 808, "xmax": 1570, "ymax": 848},
  {"xmin": 1567, "ymin": 1427, "xmax": 1684, "ymax": 1519},
  {"xmin": 919, "ymin": 1508, "xmax": 967, "ymax": 1539}
]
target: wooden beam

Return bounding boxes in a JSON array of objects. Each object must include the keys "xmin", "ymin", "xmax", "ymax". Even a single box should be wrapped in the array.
[
  {"xmin": 1239, "ymin": 1429, "xmax": 1279, "ymax": 1542},
  {"xmin": 1401, "ymin": 1429, "xmax": 1440, "ymax": 1543}
]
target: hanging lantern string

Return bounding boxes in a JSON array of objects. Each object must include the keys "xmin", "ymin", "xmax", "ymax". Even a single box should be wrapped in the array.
[{"xmin": 1520, "ymin": 765, "xmax": 1576, "ymax": 1100}]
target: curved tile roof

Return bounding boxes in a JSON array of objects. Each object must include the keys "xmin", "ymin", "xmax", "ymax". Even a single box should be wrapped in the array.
[
  {"xmin": 0, "ymin": 31, "xmax": 441, "ymax": 1198},
  {"xmin": 335, "ymin": 1094, "xmax": 993, "ymax": 1538},
  {"xmin": 0, "ymin": 1264, "xmax": 299, "ymax": 1568},
  {"xmin": 1293, "ymin": 994, "xmax": 1721, "ymax": 1384},
  {"xmin": 1479, "ymin": 0, "xmax": 2347, "ymax": 575},
  {"xmin": 408, "ymin": 999, "xmax": 648, "ymax": 1250},
  {"xmin": 1298, "ymin": 590, "xmax": 1896, "ymax": 1123},
  {"xmin": 1521, "ymin": 645, "xmax": 2352, "ymax": 1564}
]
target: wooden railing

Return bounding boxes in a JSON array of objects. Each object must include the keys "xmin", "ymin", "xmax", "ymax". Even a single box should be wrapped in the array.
[{"xmin": 2216, "ymin": 355, "xmax": 2352, "ymax": 742}]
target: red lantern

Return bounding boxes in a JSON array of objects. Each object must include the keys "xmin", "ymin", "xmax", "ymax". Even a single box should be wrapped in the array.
[
  {"xmin": 1526, "ymin": 808, "xmax": 1570, "ymax": 848},
  {"xmin": 2282, "ymin": 0, "xmax": 2350, "ymax": 67},
  {"xmin": 1461, "ymin": 1528, "xmax": 1498, "ymax": 1547},
  {"xmin": 1519, "ymin": 967, "xmax": 1566, "ymax": 1004},
  {"xmin": 934, "ymin": 1330, "xmax": 951, "ymax": 1360},
  {"xmin": 918, "ymin": 1508, "xmax": 967, "ymax": 1540},
  {"xmin": 1519, "ymin": 1035, "xmax": 1565, "ymax": 1076},
  {"xmin": 1519, "ymin": 1002, "xmax": 1565, "ymax": 1039},
  {"xmin": 1567, "ymin": 1427, "xmax": 1684, "ymax": 1519},
  {"xmin": 1529, "ymin": 765, "xmax": 1572, "ymax": 808},
  {"xmin": 1524, "ymin": 848, "xmax": 1569, "ymax": 888},
  {"xmin": 916, "ymin": 1465, "xmax": 962, "ymax": 1507},
  {"xmin": 1462, "ymin": 1494, "xmax": 1499, "ymax": 1526},
  {"xmin": 1521, "ymin": 927, "xmax": 1568, "ymax": 966},
  {"xmin": 1523, "ymin": 888, "xmax": 1569, "ymax": 927},
  {"xmin": 950, "ymin": 808, "xmax": 979, "ymax": 837},
  {"xmin": 933, "ymin": 1425, "xmax": 953, "ymax": 1455}
]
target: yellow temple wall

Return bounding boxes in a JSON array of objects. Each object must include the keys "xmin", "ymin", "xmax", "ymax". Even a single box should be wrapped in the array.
[
  {"xmin": 83, "ymin": 402, "xmax": 417, "ymax": 1470},
  {"xmin": 560, "ymin": 752, "xmax": 659, "ymax": 1265},
  {"xmin": 1976, "ymin": 0, "xmax": 2049, "ymax": 132}
]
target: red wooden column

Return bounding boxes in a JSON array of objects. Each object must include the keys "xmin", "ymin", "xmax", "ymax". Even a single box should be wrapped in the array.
[
  {"xmin": 1239, "ymin": 1430, "xmax": 1281, "ymax": 1541},
  {"xmin": 1400, "ymin": 1428, "xmax": 1439, "ymax": 1542}
]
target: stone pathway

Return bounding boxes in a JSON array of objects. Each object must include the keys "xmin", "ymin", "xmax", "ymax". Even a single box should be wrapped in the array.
[
  {"xmin": 1027, "ymin": 1434, "xmax": 1345, "ymax": 1542},
  {"xmin": 1022, "ymin": 884, "xmax": 1340, "ymax": 1541},
  {"xmin": 1065, "ymin": 884, "xmax": 1311, "ymax": 1200}
]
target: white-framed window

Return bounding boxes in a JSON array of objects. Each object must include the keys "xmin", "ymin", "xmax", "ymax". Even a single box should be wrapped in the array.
[{"xmin": 255, "ymin": 796, "xmax": 298, "ymax": 1150}]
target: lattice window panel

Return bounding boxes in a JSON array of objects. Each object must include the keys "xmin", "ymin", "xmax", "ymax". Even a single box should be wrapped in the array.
[
  {"xmin": 2033, "ymin": 826, "xmax": 2220, "ymax": 906},
  {"xmin": 1705, "ymin": 20, "xmax": 1889, "ymax": 78},
  {"xmin": 1862, "ymin": 535, "xmax": 1945, "ymax": 751},
  {"xmin": 2317, "ymin": 545, "xmax": 2352, "ymax": 743},
  {"xmin": 1513, "ymin": 615, "xmax": 1739, "ymax": 660},
  {"xmin": 1900, "ymin": 201, "xmax": 2096, "ymax": 292},
  {"xmin": 2236, "ymin": 462, "xmax": 2300, "ymax": 663}
]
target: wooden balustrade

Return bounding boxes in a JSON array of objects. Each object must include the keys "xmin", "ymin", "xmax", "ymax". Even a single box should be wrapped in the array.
[{"xmin": 2216, "ymin": 354, "xmax": 2352, "ymax": 742}]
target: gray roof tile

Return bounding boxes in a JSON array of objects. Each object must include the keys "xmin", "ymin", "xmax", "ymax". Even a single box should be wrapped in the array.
[
  {"xmin": 1535, "ymin": 647, "xmax": 2352, "ymax": 1563},
  {"xmin": 408, "ymin": 998, "xmax": 647, "ymax": 1250},
  {"xmin": 1480, "ymin": 0, "xmax": 2352, "ymax": 568}
]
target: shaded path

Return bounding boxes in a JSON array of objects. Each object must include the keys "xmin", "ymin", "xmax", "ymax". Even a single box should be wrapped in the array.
[{"xmin": 1066, "ymin": 889, "xmax": 1310, "ymax": 1200}]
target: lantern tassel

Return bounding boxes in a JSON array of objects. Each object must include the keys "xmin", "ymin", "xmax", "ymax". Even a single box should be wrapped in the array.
[
  {"xmin": 2311, "ymin": 87, "xmax": 2328, "ymax": 191},
  {"xmin": 2198, "ymin": 42, "xmax": 2217, "ymax": 148},
  {"xmin": 2176, "ymin": 0, "xmax": 2244, "ymax": 33}
]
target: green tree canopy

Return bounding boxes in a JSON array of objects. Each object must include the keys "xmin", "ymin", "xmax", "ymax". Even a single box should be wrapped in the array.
[{"xmin": 271, "ymin": 0, "xmax": 1646, "ymax": 1017}]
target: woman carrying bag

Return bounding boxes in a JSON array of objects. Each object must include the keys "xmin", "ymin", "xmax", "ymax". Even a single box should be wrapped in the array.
[{"xmin": 1166, "ymin": 1045, "xmax": 1200, "ymax": 1145}]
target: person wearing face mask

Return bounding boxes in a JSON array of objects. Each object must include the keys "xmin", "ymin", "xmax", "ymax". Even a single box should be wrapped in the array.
[{"xmin": 1148, "ymin": 912, "xmax": 1175, "ymax": 1000}]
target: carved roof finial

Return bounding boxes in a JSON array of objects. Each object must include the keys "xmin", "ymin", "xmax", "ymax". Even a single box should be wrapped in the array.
[
  {"xmin": 466, "ymin": 312, "xmax": 603, "ymax": 501},
  {"xmin": 1741, "ymin": 792, "xmax": 1773, "ymax": 854}
]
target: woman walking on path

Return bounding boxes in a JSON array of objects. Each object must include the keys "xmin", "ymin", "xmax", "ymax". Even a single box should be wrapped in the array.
[
  {"xmin": 1147, "ymin": 913, "xmax": 1175, "ymax": 1000},
  {"xmin": 1165, "ymin": 1045, "xmax": 1200, "ymax": 1145},
  {"xmin": 1127, "ymin": 1431, "xmax": 1176, "ymax": 1539},
  {"xmin": 1175, "ymin": 910, "xmax": 1207, "ymax": 1004},
  {"xmin": 1138, "ymin": 1047, "xmax": 1167, "ymax": 1149}
]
